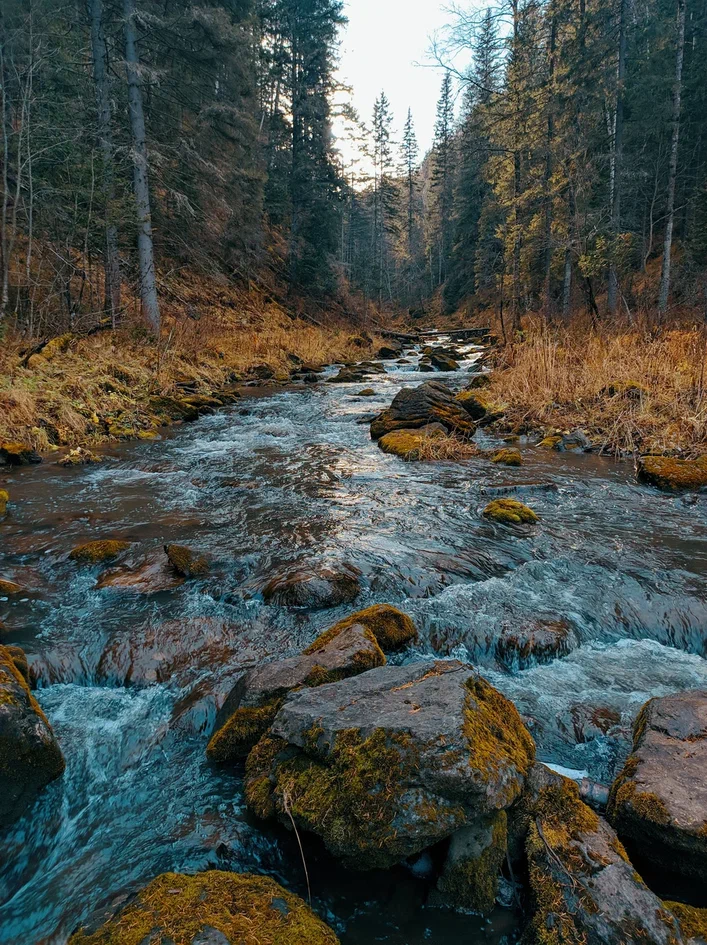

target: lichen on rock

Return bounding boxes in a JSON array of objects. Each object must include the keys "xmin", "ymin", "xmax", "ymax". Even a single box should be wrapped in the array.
[
  {"xmin": 491, "ymin": 448, "xmax": 522, "ymax": 466},
  {"xmin": 68, "ymin": 870, "xmax": 340, "ymax": 945},
  {"xmin": 436, "ymin": 811, "xmax": 508, "ymax": 913},
  {"xmin": 305, "ymin": 604, "xmax": 418, "ymax": 653}
]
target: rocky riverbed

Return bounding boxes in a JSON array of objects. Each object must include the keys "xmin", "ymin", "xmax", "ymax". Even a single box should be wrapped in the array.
[{"xmin": 1, "ymin": 338, "xmax": 707, "ymax": 944}]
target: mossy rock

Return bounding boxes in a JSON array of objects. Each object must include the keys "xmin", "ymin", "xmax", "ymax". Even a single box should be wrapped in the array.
[
  {"xmin": 0, "ymin": 442, "xmax": 42, "ymax": 466},
  {"xmin": 164, "ymin": 544, "xmax": 209, "ymax": 578},
  {"xmin": 0, "ymin": 490, "xmax": 8, "ymax": 517},
  {"xmin": 246, "ymin": 661, "xmax": 535, "ymax": 870},
  {"xmin": 262, "ymin": 565, "xmax": 361, "ymax": 610},
  {"xmin": 68, "ymin": 871, "xmax": 340, "ymax": 945},
  {"xmin": 40, "ymin": 333, "xmax": 74, "ymax": 361},
  {"xmin": 305, "ymin": 604, "xmax": 418, "ymax": 654},
  {"xmin": 537, "ymin": 434, "xmax": 562, "ymax": 450},
  {"xmin": 665, "ymin": 902, "xmax": 707, "ymax": 943},
  {"xmin": 378, "ymin": 425, "xmax": 445, "ymax": 461},
  {"xmin": 0, "ymin": 644, "xmax": 65, "ymax": 827},
  {"xmin": 370, "ymin": 382, "xmax": 476, "ymax": 440},
  {"xmin": 357, "ymin": 388, "xmax": 376, "ymax": 397},
  {"xmin": 435, "ymin": 812, "xmax": 508, "ymax": 914},
  {"xmin": 0, "ymin": 579, "xmax": 24, "ymax": 596},
  {"xmin": 483, "ymin": 498, "xmax": 538, "ymax": 525},
  {"xmin": 148, "ymin": 396, "xmax": 200, "ymax": 423},
  {"xmin": 491, "ymin": 448, "xmax": 522, "ymax": 467},
  {"xmin": 70, "ymin": 540, "xmax": 132, "ymax": 565},
  {"xmin": 637, "ymin": 455, "xmax": 707, "ymax": 492},
  {"xmin": 602, "ymin": 380, "xmax": 649, "ymax": 401},
  {"xmin": 466, "ymin": 373, "xmax": 491, "ymax": 390},
  {"xmin": 455, "ymin": 391, "xmax": 505, "ymax": 425},
  {"xmin": 58, "ymin": 448, "xmax": 102, "ymax": 467}
]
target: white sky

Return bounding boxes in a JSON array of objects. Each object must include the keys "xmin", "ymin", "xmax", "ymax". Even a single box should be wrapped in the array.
[{"xmin": 334, "ymin": 0, "xmax": 453, "ymax": 166}]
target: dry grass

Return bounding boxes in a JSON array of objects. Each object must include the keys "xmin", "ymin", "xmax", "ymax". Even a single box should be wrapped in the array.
[
  {"xmin": 414, "ymin": 434, "xmax": 483, "ymax": 462},
  {"xmin": 0, "ymin": 272, "xmax": 380, "ymax": 450},
  {"xmin": 488, "ymin": 321, "xmax": 707, "ymax": 455}
]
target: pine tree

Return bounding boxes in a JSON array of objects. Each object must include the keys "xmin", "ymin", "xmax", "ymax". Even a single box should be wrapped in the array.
[{"xmin": 431, "ymin": 72, "xmax": 456, "ymax": 288}]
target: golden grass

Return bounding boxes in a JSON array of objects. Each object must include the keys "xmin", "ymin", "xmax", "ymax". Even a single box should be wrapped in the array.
[
  {"xmin": 0, "ymin": 273, "xmax": 380, "ymax": 450},
  {"xmin": 414, "ymin": 434, "xmax": 483, "ymax": 462},
  {"xmin": 488, "ymin": 321, "xmax": 707, "ymax": 455}
]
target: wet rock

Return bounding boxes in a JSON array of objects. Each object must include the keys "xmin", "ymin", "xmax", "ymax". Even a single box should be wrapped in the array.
[
  {"xmin": 302, "ymin": 373, "xmax": 320, "ymax": 384},
  {"xmin": 164, "ymin": 543, "xmax": 209, "ymax": 578},
  {"xmin": 245, "ymin": 660, "xmax": 535, "ymax": 869},
  {"xmin": 491, "ymin": 448, "xmax": 522, "ymax": 467},
  {"xmin": 67, "ymin": 871, "xmax": 339, "ymax": 945},
  {"xmin": 370, "ymin": 382, "xmax": 476, "ymax": 441},
  {"xmin": 608, "ymin": 690, "xmax": 707, "ymax": 882},
  {"xmin": 262, "ymin": 564, "xmax": 361, "ymax": 610},
  {"xmin": 328, "ymin": 367, "xmax": 369, "ymax": 384},
  {"xmin": 435, "ymin": 812, "xmax": 508, "ymax": 914},
  {"xmin": 357, "ymin": 388, "xmax": 376, "ymax": 397},
  {"xmin": 455, "ymin": 392, "xmax": 504, "ymax": 425},
  {"xmin": 378, "ymin": 424, "xmax": 446, "ymax": 461},
  {"xmin": 0, "ymin": 579, "xmax": 25, "ymax": 596},
  {"xmin": 69, "ymin": 540, "xmax": 132, "ymax": 565},
  {"xmin": 537, "ymin": 434, "xmax": 563, "ymax": 450},
  {"xmin": 5, "ymin": 645, "xmax": 30, "ymax": 685},
  {"xmin": 418, "ymin": 359, "xmax": 435, "ymax": 372},
  {"xmin": 96, "ymin": 554, "xmax": 185, "ymax": 593},
  {"xmin": 0, "ymin": 441, "xmax": 42, "ymax": 466},
  {"xmin": 495, "ymin": 619, "xmax": 577, "ymax": 670},
  {"xmin": 430, "ymin": 353, "xmax": 459, "ymax": 372},
  {"xmin": 377, "ymin": 344, "xmax": 402, "ymax": 359},
  {"xmin": 559, "ymin": 429, "xmax": 593, "ymax": 451},
  {"xmin": 207, "ymin": 621, "xmax": 386, "ymax": 763},
  {"xmin": 0, "ymin": 644, "xmax": 65, "ymax": 827},
  {"xmin": 0, "ymin": 489, "xmax": 8, "ymax": 517},
  {"xmin": 58, "ymin": 447, "xmax": 102, "ymax": 467},
  {"xmin": 149, "ymin": 395, "xmax": 200, "ymax": 422},
  {"xmin": 466, "ymin": 373, "xmax": 491, "ymax": 389},
  {"xmin": 180, "ymin": 394, "xmax": 224, "ymax": 416},
  {"xmin": 483, "ymin": 498, "xmax": 539, "ymax": 525},
  {"xmin": 250, "ymin": 364, "xmax": 275, "ymax": 380},
  {"xmin": 637, "ymin": 455, "xmax": 707, "ymax": 492},
  {"xmin": 305, "ymin": 604, "xmax": 418, "ymax": 653},
  {"xmin": 519, "ymin": 764, "xmax": 686, "ymax": 945}
]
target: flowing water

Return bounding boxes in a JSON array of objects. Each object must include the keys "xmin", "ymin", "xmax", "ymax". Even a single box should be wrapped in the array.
[{"xmin": 1, "ymin": 343, "xmax": 706, "ymax": 944}]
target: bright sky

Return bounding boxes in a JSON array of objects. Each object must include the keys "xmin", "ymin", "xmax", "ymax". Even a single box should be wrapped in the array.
[{"xmin": 335, "ymin": 0, "xmax": 453, "ymax": 165}]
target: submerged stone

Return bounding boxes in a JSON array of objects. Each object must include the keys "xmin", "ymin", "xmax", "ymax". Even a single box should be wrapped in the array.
[
  {"xmin": 0, "ymin": 644, "xmax": 65, "ymax": 827},
  {"xmin": 58, "ymin": 448, "xmax": 102, "ymax": 467},
  {"xmin": 262, "ymin": 564, "xmax": 361, "ymax": 610},
  {"xmin": 68, "ymin": 871, "xmax": 340, "ymax": 945},
  {"xmin": 608, "ymin": 689, "xmax": 707, "ymax": 882},
  {"xmin": 96, "ymin": 554, "xmax": 185, "ymax": 593},
  {"xmin": 0, "ymin": 579, "xmax": 25, "ymax": 596},
  {"xmin": 495, "ymin": 619, "xmax": 577, "ymax": 671},
  {"xmin": 245, "ymin": 660, "xmax": 535, "ymax": 870}
]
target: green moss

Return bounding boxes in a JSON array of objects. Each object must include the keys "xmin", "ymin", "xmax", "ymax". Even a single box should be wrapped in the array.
[
  {"xmin": 491, "ymin": 448, "xmax": 522, "ymax": 466},
  {"xmin": 537, "ymin": 435, "xmax": 562, "ymax": 450},
  {"xmin": 665, "ymin": 901, "xmax": 707, "ymax": 942},
  {"xmin": 69, "ymin": 540, "xmax": 131, "ymax": 564},
  {"xmin": 483, "ymin": 498, "xmax": 539, "ymax": 525},
  {"xmin": 41, "ymin": 333, "xmax": 74, "ymax": 361},
  {"xmin": 463, "ymin": 677, "xmax": 535, "ymax": 804},
  {"xmin": 456, "ymin": 391, "xmax": 505, "ymax": 423},
  {"xmin": 0, "ymin": 490, "xmax": 8, "ymax": 516},
  {"xmin": 245, "ymin": 736, "xmax": 288, "ymax": 820},
  {"xmin": 207, "ymin": 701, "xmax": 283, "ymax": 763},
  {"xmin": 437, "ymin": 812, "xmax": 508, "ymax": 914},
  {"xmin": 638, "ymin": 454, "xmax": 707, "ymax": 492},
  {"xmin": 164, "ymin": 544, "xmax": 209, "ymax": 578},
  {"xmin": 306, "ymin": 604, "xmax": 418, "ymax": 654},
  {"xmin": 68, "ymin": 870, "xmax": 340, "ymax": 945},
  {"xmin": 378, "ymin": 429, "xmax": 429, "ymax": 460}
]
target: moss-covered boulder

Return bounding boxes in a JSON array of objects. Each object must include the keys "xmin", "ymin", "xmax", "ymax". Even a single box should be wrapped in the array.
[
  {"xmin": 466, "ymin": 373, "xmax": 491, "ymax": 390},
  {"xmin": 637, "ymin": 455, "xmax": 707, "ymax": 492},
  {"xmin": 378, "ymin": 344, "xmax": 403, "ymax": 359},
  {"xmin": 328, "ymin": 367, "xmax": 370, "ymax": 384},
  {"xmin": 262, "ymin": 564, "xmax": 361, "ymax": 610},
  {"xmin": 180, "ymin": 394, "xmax": 225, "ymax": 416},
  {"xmin": 455, "ymin": 392, "xmax": 505, "ymax": 426},
  {"xmin": 608, "ymin": 690, "xmax": 707, "ymax": 882},
  {"xmin": 164, "ymin": 544, "xmax": 209, "ymax": 578},
  {"xmin": 245, "ymin": 660, "xmax": 535, "ymax": 870},
  {"xmin": 483, "ymin": 498, "xmax": 539, "ymax": 525},
  {"xmin": 519, "ymin": 764, "xmax": 686, "ymax": 945},
  {"xmin": 666, "ymin": 902, "xmax": 707, "ymax": 944},
  {"xmin": 430, "ymin": 353, "xmax": 459, "ymax": 372},
  {"xmin": 0, "ymin": 579, "xmax": 25, "ymax": 596},
  {"xmin": 208, "ymin": 621, "xmax": 387, "ymax": 763},
  {"xmin": 70, "ymin": 540, "xmax": 132, "ymax": 565},
  {"xmin": 537, "ymin": 434, "xmax": 563, "ymax": 450},
  {"xmin": 435, "ymin": 811, "xmax": 508, "ymax": 914},
  {"xmin": 0, "ymin": 442, "xmax": 42, "ymax": 466},
  {"xmin": 58, "ymin": 448, "xmax": 102, "ymax": 467},
  {"xmin": 305, "ymin": 604, "xmax": 418, "ymax": 653},
  {"xmin": 0, "ymin": 644, "xmax": 65, "ymax": 827},
  {"xmin": 378, "ymin": 424, "xmax": 446, "ymax": 461},
  {"xmin": 68, "ymin": 870, "xmax": 340, "ymax": 945},
  {"xmin": 491, "ymin": 448, "xmax": 522, "ymax": 467},
  {"xmin": 0, "ymin": 489, "xmax": 8, "ymax": 517},
  {"xmin": 495, "ymin": 619, "xmax": 577, "ymax": 671},
  {"xmin": 370, "ymin": 381, "xmax": 476, "ymax": 440},
  {"xmin": 149, "ymin": 395, "xmax": 200, "ymax": 423}
]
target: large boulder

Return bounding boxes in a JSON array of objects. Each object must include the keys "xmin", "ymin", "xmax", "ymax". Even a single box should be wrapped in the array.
[
  {"xmin": 519, "ymin": 764, "xmax": 688, "ymax": 945},
  {"xmin": 0, "ymin": 644, "xmax": 65, "ymax": 827},
  {"xmin": 370, "ymin": 382, "xmax": 476, "ymax": 441},
  {"xmin": 68, "ymin": 871, "xmax": 340, "ymax": 945},
  {"xmin": 637, "ymin": 455, "xmax": 707, "ymax": 492},
  {"xmin": 429, "ymin": 352, "xmax": 459, "ymax": 372},
  {"xmin": 608, "ymin": 690, "xmax": 707, "ymax": 882},
  {"xmin": 207, "ymin": 621, "xmax": 386, "ymax": 763},
  {"xmin": 455, "ymin": 391, "xmax": 504, "ymax": 425},
  {"xmin": 262, "ymin": 564, "xmax": 361, "ymax": 610},
  {"xmin": 0, "ymin": 442, "xmax": 42, "ymax": 466},
  {"xmin": 244, "ymin": 660, "xmax": 535, "ymax": 870}
]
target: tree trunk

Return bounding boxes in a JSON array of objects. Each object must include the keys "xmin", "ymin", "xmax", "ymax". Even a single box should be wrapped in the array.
[
  {"xmin": 90, "ymin": 0, "xmax": 121, "ymax": 325},
  {"xmin": 123, "ymin": 0, "xmax": 160, "ymax": 335},
  {"xmin": 608, "ymin": 0, "xmax": 627, "ymax": 316},
  {"xmin": 658, "ymin": 0, "xmax": 686, "ymax": 319},
  {"xmin": 543, "ymin": 10, "xmax": 557, "ymax": 315},
  {"xmin": 0, "ymin": 15, "xmax": 10, "ymax": 323}
]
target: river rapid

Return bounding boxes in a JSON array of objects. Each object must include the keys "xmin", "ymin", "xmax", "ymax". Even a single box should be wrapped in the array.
[{"xmin": 1, "ymin": 342, "xmax": 706, "ymax": 944}]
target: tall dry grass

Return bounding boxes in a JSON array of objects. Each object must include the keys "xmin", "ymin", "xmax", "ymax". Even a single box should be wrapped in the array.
[{"xmin": 489, "ymin": 321, "xmax": 707, "ymax": 454}]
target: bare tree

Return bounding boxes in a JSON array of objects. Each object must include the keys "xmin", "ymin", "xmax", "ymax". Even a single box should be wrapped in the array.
[{"xmin": 608, "ymin": 0, "xmax": 627, "ymax": 316}]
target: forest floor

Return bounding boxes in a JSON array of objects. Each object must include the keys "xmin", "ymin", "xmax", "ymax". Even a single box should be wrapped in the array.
[
  {"xmin": 0, "ymin": 274, "xmax": 380, "ymax": 452},
  {"xmin": 485, "ymin": 321, "xmax": 707, "ymax": 456}
]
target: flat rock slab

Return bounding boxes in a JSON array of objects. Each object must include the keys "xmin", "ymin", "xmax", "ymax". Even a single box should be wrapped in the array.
[
  {"xmin": 246, "ymin": 660, "xmax": 535, "ymax": 869},
  {"xmin": 609, "ymin": 689, "xmax": 707, "ymax": 881}
]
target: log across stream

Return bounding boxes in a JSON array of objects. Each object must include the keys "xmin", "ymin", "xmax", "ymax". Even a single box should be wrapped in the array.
[{"xmin": 1, "ymin": 341, "xmax": 706, "ymax": 944}]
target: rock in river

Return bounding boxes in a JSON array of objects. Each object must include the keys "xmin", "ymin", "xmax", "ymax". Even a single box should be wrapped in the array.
[
  {"xmin": 69, "ymin": 540, "xmax": 132, "ymax": 565},
  {"xmin": 0, "ymin": 441, "xmax": 42, "ymax": 466},
  {"xmin": 262, "ymin": 564, "xmax": 361, "ymax": 610},
  {"xmin": 0, "ymin": 489, "xmax": 8, "ymax": 517},
  {"xmin": 0, "ymin": 644, "xmax": 65, "ymax": 827},
  {"xmin": 244, "ymin": 660, "xmax": 535, "ymax": 871},
  {"xmin": 638, "ymin": 455, "xmax": 707, "ymax": 492},
  {"xmin": 370, "ymin": 381, "xmax": 476, "ymax": 440},
  {"xmin": 68, "ymin": 870, "xmax": 340, "ymax": 945},
  {"xmin": 164, "ymin": 543, "xmax": 209, "ymax": 578},
  {"xmin": 608, "ymin": 689, "xmax": 707, "ymax": 882}
]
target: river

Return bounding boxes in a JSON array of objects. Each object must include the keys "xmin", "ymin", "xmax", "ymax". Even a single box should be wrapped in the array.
[{"xmin": 1, "ymin": 342, "xmax": 706, "ymax": 944}]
